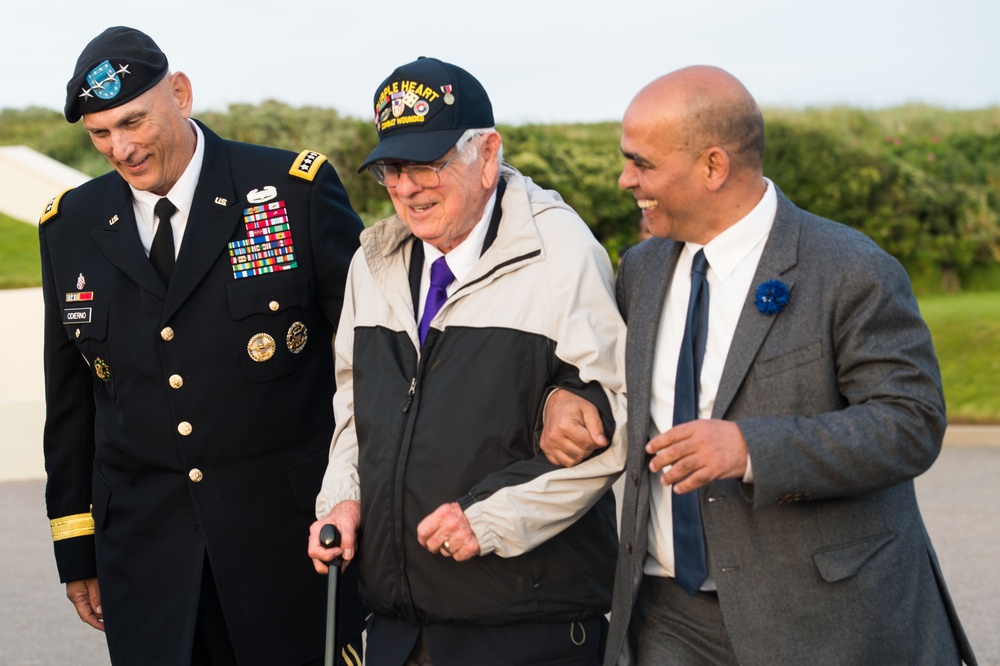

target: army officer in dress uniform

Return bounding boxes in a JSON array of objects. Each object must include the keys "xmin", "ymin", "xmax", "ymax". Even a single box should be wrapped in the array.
[{"xmin": 39, "ymin": 27, "xmax": 363, "ymax": 665}]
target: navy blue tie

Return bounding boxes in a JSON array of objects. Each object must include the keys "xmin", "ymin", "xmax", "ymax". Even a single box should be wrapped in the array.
[
  {"xmin": 672, "ymin": 248, "xmax": 710, "ymax": 595},
  {"xmin": 418, "ymin": 257, "xmax": 455, "ymax": 344}
]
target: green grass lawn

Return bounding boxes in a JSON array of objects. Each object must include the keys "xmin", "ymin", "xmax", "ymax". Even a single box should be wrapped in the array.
[
  {"xmin": 0, "ymin": 216, "xmax": 996, "ymax": 423},
  {"xmin": 919, "ymin": 292, "xmax": 1000, "ymax": 424},
  {"xmin": 0, "ymin": 213, "xmax": 41, "ymax": 289}
]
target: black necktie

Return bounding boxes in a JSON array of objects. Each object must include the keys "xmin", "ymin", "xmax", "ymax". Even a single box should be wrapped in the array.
[
  {"xmin": 150, "ymin": 197, "xmax": 176, "ymax": 285},
  {"xmin": 672, "ymin": 248, "xmax": 710, "ymax": 595}
]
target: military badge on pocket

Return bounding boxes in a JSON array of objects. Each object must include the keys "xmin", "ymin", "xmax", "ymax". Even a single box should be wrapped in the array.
[
  {"xmin": 247, "ymin": 333, "xmax": 276, "ymax": 362},
  {"xmin": 286, "ymin": 322, "xmax": 308, "ymax": 354}
]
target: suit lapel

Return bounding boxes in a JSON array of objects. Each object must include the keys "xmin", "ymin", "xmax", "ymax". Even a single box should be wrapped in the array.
[
  {"xmin": 626, "ymin": 240, "xmax": 682, "ymax": 584},
  {"xmin": 162, "ymin": 127, "xmax": 239, "ymax": 322},
  {"xmin": 92, "ymin": 178, "xmax": 168, "ymax": 298},
  {"xmin": 629, "ymin": 240, "xmax": 683, "ymax": 423},
  {"xmin": 713, "ymin": 192, "xmax": 801, "ymax": 418}
]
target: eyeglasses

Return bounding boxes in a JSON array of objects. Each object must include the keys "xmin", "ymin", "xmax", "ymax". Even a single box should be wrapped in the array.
[{"xmin": 368, "ymin": 150, "xmax": 462, "ymax": 189}]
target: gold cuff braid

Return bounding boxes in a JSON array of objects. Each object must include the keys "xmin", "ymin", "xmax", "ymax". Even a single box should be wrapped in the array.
[{"xmin": 50, "ymin": 513, "xmax": 95, "ymax": 541}]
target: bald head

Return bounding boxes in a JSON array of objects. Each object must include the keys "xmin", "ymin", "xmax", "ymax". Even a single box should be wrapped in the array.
[
  {"xmin": 618, "ymin": 66, "xmax": 768, "ymax": 244},
  {"xmin": 628, "ymin": 66, "xmax": 765, "ymax": 173}
]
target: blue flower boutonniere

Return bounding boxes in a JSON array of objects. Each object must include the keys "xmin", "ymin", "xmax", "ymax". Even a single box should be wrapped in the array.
[{"xmin": 755, "ymin": 279, "xmax": 790, "ymax": 316}]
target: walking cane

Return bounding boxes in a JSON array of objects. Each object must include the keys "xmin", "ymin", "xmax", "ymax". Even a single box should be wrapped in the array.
[{"xmin": 319, "ymin": 524, "xmax": 343, "ymax": 666}]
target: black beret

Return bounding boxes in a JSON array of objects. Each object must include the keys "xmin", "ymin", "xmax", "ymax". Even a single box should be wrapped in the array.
[
  {"xmin": 64, "ymin": 26, "xmax": 169, "ymax": 123},
  {"xmin": 358, "ymin": 57, "xmax": 494, "ymax": 171}
]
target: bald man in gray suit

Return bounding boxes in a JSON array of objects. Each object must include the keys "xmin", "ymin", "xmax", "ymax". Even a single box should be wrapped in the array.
[{"xmin": 542, "ymin": 66, "xmax": 977, "ymax": 665}]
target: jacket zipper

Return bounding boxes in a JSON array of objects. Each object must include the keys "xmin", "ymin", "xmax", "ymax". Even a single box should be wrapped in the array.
[
  {"xmin": 392, "ymin": 349, "xmax": 430, "ymax": 615},
  {"xmin": 402, "ymin": 377, "xmax": 417, "ymax": 413}
]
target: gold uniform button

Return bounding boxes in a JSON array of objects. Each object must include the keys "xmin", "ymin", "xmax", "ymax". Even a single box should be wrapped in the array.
[
  {"xmin": 189, "ymin": 469, "xmax": 203, "ymax": 483},
  {"xmin": 177, "ymin": 421, "xmax": 193, "ymax": 436},
  {"xmin": 75, "ymin": 328, "xmax": 81, "ymax": 339},
  {"xmin": 169, "ymin": 374, "xmax": 184, "ymax": 389},
  {"xmin": 160, "ymin": 327, "xmax": 175, "ymax": 341},
  {"xmin": 269, "ymin": 300, "xmax": 280, "ymax": 312}
]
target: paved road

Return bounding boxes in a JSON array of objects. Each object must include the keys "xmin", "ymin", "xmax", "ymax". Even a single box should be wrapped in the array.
[
  {"xmin": 1, "ymin": 444, "xmax": 997, "ymax": 665},
  {"xmin": 916, "ymin": 445, "xmax": 1000, "ymax": 664},
  {"xmin": 1, "ymin": 479, "xmax": 111, "ymax": 666}
]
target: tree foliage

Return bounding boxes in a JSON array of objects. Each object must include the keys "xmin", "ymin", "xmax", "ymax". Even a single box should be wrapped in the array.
[
  {"xmin": 500, "ymin": 122, "xmax": 636, "ymax": 256},
  {"xmin": 762, "ymin": 107, "xmax": 1000, "ymax": 288},
  {"xmin": 4, "ymin": 102, "xmax": 999, "ymax": 291}
]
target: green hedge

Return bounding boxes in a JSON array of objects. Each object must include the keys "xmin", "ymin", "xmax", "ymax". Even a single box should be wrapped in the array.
[
  {"xmin": 4, "ymin": 103, "xmax": 999, "ymax": 293},
  {"xmin": 0, "ymin": 213, "xmax": 41, "ymax": 289}
]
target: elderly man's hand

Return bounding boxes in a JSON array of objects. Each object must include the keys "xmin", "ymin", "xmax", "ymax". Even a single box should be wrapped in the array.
[
  {"xmin": 308, "ymin": 500, "xmax": 361, "ymax": 574},
  {"xmin": 417, "ymin": 502, "xmax": 480, "ymax": 561},
  {"xmin": 647, "ymin": 419, "xmax": 749, "ymax": 494},
  {"xmin": 540, "ymin": 389, "xmax": 608, "ymax": 467}
]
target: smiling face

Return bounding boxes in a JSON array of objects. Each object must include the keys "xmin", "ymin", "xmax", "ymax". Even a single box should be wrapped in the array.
[
  {"xmin": 618, "ymin": 97, "xmax": 707, "ymax": 243},
  {"xmin": 387, "ymin": 131, "xmax": 502, "ymax": 253},
  {"xmin": 82, "ymin": 72, "xmax": 196, "ymax": 196},
  {"xmin": 619, "ymin": 67, "xmax": 768, "ymax": 245}
]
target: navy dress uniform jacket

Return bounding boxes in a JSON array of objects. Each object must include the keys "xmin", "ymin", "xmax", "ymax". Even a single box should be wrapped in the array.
[{"xmin": 39, "ymin": 121, "xmax": 363, "ymax": 665}]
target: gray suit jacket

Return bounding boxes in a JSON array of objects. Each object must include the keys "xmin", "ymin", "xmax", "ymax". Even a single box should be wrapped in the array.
[{"xmin": 605, "ymin": 190, "xmax": 977, "ymax": 665}]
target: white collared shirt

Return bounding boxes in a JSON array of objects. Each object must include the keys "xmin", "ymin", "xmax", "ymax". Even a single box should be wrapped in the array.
[
  {"xmin": 417, "ymin": 188, "xmax": 498, "ymax": 322},
  {"xmin": 644, "ymin": 179, "xmax": 777, "ymax": 579},
  {"xmin": 130, "ymin": 120, "xmax": 205, "ymax": 259}
]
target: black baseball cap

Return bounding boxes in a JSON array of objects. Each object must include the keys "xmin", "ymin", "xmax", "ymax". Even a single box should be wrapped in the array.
[
  {"xmin": 64, "ymin": 26, "xmax": 169, "ymax": 123},
  {"xmin": 358, "ymin": 57, "xmax": 494, "ymax": 172}
]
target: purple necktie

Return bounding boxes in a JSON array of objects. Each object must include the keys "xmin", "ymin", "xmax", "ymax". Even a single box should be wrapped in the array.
[
  {"xmin": 672, "ymin": 248, "xmax": 710, "ymax": 595},
  {"xmin": 418, "ymin": 256, "xmax": 455, "ymax": 344}
]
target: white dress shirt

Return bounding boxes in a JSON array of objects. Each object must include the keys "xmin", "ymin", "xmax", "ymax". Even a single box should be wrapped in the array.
[
  {"xmin": 644, "ymin": 179, "xmax": 777, "ymax": 579},
  {"xmin": 130, "ymin": 120, "xmax": 205, "ymax": 259}
]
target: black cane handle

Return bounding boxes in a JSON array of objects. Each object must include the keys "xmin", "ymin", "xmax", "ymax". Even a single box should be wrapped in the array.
[{"xmin": 319, "ymin": 524, "xmax": 343, "ymax": 567}]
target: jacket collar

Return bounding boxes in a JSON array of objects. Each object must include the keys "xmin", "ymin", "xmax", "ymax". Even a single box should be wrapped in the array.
[
  {"xmin": 92, "ymin": 121, "xmax": 240, "ymax": 318},
  {"xmin": 160, "ymin": 121, "xmax": 240, "ymax": 322},
  {"xmin": 361, "ymin": 165, "xmax": 569, "ymax": 291}
]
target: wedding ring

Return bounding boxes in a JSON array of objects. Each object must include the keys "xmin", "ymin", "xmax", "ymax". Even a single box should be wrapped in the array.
[{"xmin": 441, "ymin": 540, "xmax": 452, "ymax": 555}]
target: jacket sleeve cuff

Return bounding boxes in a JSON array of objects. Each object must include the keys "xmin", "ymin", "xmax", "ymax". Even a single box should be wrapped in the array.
[
  {"xmin": 462, "ymin": 501, "xmax": 499, "ymax": 556},
  {"xmin": 315, "ymin": 486, "xmax": 361, "ymax": 520},
  {"xmin": 53, "ymin": 534, "xmax": 98, "ymax": 583}
]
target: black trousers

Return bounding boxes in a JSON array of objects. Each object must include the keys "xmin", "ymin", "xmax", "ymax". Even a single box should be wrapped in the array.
[
  {"xmin": 366, "ymin": 614, "xmax": 607, "ymax": 666},
  {"xmin": 191, "ymin": 555, "xmax": 239, "ymax": 666}
]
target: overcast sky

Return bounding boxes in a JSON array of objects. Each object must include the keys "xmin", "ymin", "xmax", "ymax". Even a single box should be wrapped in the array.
[{"xmin": 5, "ymin": 0, "xmax": 997, "ymax": 125}]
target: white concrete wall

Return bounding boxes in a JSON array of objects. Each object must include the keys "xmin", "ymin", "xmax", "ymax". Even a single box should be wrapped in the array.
[
  {"xmin": 2, "ymin": 288, "xmax": 45, "ymax": 481},
  {"xmin": 0, "ymin": 146, "xmax": 90, "ymax": 224}
]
